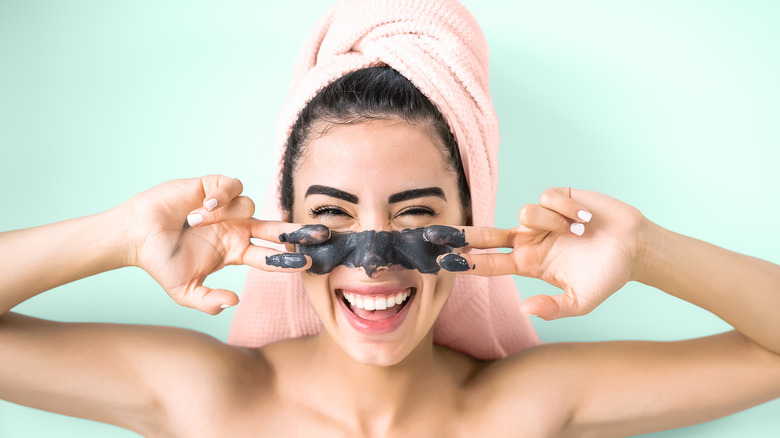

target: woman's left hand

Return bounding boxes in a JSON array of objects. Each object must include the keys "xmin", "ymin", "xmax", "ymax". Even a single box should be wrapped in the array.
[{"xmin": 427, "ymin": 188, "xmax": 650, "ymax": 320}]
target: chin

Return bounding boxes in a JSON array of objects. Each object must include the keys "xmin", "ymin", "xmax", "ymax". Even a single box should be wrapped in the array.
[
  {"xmin": 339, "ymin": 335, "xmax": 421, "ymax": 367},
  {"xmin": 302, "ymin": 266, "xmax": 456, "ymax": 365}
]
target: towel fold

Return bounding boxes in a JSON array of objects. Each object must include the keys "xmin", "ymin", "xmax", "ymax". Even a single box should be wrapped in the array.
[{"xmin": 228, "ymin": 0, "xmax": 540, "ymax": 360}]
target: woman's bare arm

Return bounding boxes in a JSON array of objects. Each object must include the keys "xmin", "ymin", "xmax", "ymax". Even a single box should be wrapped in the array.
[
  {"xmin": 0, "ymin": 209, "xmax": 125, "ymax": 314},
  {"xmin": 0, "ymin": 312, "xmax": 257, "ymax": 436},
  {"xmin": 552, "ymin": 221, "xmax": 780, "ymax": 436},
  {"xmin": 0, "ymin": 176, "xmax": 315, "ymax": 434},
  {"xmin": 566, "ymin": 217, "xmax": 780, "ymax": 437},
  {"xmin": 448, "ymin": 188, "xmax": 780, "ymax": 436},
  {"xmin": 0, "ymin": 206, "xmax": 231, "ymax": 434},
  {"xmin": 480, "ymin": 330, "xmax": 780, "ymax": 438},
  {"xmin": 561, "ymin": 331, "xmax": 780, "ymax": 438},
  {"xmin": 637, "ymin": 221, "xmax": 780, "ymax": 354}
]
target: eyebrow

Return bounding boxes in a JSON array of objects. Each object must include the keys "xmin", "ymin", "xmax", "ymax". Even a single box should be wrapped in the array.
[
  {"xmin": 388, "ymin": 187, "xmax": 446, "ymax": 204},
  {"xmin": 305, "ymin": 185, "xmax": 359, "ymax": 204}
]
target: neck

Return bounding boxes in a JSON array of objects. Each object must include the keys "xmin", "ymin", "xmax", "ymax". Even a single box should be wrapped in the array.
[{"xmin": 304, "ymin": 330, "xmax": 446, "ymax": 432}]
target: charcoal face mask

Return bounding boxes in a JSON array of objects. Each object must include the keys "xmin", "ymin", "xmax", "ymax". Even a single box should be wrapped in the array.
[{"xmin": 296, "ymin": 227, "xmax": 463, "ymax": 276}]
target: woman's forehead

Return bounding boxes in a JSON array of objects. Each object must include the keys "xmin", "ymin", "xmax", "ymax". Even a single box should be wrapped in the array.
[{"xmin": 296, "ymin": 120, "xmax": 453, "ymax": 186}]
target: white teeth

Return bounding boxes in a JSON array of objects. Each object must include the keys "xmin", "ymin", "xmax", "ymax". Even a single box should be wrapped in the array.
[{"xmin": 343, "ymin": 288, "xmax": 411, "ymax": 311}]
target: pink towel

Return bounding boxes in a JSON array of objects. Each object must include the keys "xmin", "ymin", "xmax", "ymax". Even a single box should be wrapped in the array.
[{"xmin": 228, "ymin": 0, "xmax": 540, "ymax": 360}]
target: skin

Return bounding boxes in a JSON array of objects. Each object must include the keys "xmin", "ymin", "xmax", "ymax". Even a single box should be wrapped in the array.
[{"xmin": 1, "ymin": 118, "xmax": 780, "ymax": 437}]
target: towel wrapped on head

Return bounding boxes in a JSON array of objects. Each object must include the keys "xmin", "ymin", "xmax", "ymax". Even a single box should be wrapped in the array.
[{"xmin": 228, "ymin": 0, "xmax": 540, "ymax": 360}]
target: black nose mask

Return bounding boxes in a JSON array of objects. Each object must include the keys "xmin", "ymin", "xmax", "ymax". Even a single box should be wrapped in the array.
[{"xmin": 296, "ymin": 228, "xmax": 456, "ymax": 276}]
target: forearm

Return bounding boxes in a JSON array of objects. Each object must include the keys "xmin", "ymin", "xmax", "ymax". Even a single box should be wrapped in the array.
[
  {"xmin": 638, "ymin": 220, "xmax": 780, "ymax": 353},
  {"xmin": 0, "ymin": 207, "xmax": 128, "ymax": 314}
]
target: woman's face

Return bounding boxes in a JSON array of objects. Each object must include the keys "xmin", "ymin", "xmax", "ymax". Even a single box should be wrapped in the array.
[{"xmin": 290, "ymin": 118, "xmax": 466, "ymax": 366}]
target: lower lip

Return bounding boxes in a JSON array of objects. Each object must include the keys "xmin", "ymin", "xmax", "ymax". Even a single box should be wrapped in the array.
[{"xmin": 337, "ymin": 288, "xmax": 416, "ymax": 334}]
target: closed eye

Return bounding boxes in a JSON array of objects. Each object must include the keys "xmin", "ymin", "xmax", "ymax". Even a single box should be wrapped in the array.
[
  {"xmin": 309, "ymin": 206, "xmax": 351, "ymax": 219},
  {"xmin": 397, "ymin": 206, "xmax": 436, "ymax": 217}
]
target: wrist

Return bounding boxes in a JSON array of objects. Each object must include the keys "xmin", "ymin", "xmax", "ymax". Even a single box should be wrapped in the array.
[
  {"xmin": 633, "ymin": 217, "xmax": 668, "ymax": 287},
  {"xmin": 99, "ymin": 202, "xmax": 139, "ymax": 269}
]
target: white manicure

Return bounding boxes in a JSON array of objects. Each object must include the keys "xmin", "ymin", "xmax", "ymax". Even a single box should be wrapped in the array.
[
  {"xmin": 577, "ymin": 210, "xmax": 592, "ymax": 222},
  {"xmin": 187, "ymin": 213, "xmax": 203, "ymax": 227},
  {"xmin": 220, "ymin": 303, "xmax": 234, "ymax": 309},
  {"xmin": 570, "ymin": 222, "xmax": 585, "ymax": 236},
  {"xmin": 204, "ymin": 198, "xmax": 218, "ymax": 211}
]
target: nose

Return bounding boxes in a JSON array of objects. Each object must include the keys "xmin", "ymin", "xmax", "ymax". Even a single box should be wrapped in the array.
[{"xmin": 352, "ymin": 231, "xmax": 394, "ymax": 277}]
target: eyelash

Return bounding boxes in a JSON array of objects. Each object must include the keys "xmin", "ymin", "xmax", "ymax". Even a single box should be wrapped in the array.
[
  {"xmin": 308, "ymin": 206, "xmax": 436, "ymax": 219},
  {"xmin": 396, "ymin": 206, "xmax": 436, "ymax": 217},
  {"xmin": 309, "ymin": 206, "xmax": 350, "ymax": 218}
]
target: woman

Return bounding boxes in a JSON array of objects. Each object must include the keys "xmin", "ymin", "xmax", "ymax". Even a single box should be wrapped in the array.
[
  {"xmin": 3, "ymin": 71, "xmax": 780, "ymax": 436},
  {"xmin": 3, "ymin": 1, "xmax": 780, "ymax": 437}
]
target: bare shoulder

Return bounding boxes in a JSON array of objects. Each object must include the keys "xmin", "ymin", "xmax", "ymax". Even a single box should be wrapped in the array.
[
  {"xmin": 459, "ymin": 343, "xmax": 583, "ymax": 437},
  {"xmin": 148, "ymin": 326, "xmax": 275, "ymax": 435}
]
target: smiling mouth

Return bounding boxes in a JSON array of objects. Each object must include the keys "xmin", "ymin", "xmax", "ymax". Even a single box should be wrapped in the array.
[{"xmin": 337, "ymin": 288, "xmax": 416, "ymax": 322}]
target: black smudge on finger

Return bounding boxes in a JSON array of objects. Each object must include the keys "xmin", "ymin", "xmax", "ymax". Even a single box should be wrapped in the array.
[
  {"xmin": 423, "ymin": 225, "xmax": 468, "ymax": 247},
  {"xmin": 279, "ymin": 224, "xmax": 330, "ymax": 245},
  {"xmin": 438, "ymin": 253, "xmax": 473, "ymax": 272},
  {"xmin": 265, "ymin": 253, "xmax": 308, "ymax": 269}
]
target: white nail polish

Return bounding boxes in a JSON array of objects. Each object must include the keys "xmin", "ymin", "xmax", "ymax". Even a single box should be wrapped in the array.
[
  {"xmin": 187, "ymin": 213, "xmax": 203, "ymax": 227},
  {"xmin": 570, "ymin": 222, "xmax": 585, "ymax": 236},
  {"xmin": 577, "ymin": 210, "xmax": 592, "ymax": 223},
  {"xmin": 204, "ymin": 198, "xmax": 218, "ymax": 211},
  {"xmin": 220, "ymin": 303, "xmax": 234, "ymax": 309}
]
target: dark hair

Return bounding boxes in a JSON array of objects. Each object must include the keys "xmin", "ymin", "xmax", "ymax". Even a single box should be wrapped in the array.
[{"xmin": 280, "ymin": 66, "xmax": 470, "ymax": 219}]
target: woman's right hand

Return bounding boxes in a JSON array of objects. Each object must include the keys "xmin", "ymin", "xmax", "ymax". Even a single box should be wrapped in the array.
[{"xmin": 118, "ymin": 175, "xmax": 328, "ymax": 314}]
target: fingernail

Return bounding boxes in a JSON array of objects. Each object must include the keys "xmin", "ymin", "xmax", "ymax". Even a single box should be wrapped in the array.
[
  {"xmin": 570, "ymin": 222, "xmax": 585, "ymax": 236},
  {"xmin": 187, "ymin": 213, "xmax": 203, "ymax": 227},
  {"xmin": 220, "ymin": 303, "xmax": 234, "ymax": 309},
  {"xmin": 577, "ymin": 210, "xmax": 592, "ymax": 222},
  {"xmin": 439, "ymin": 253, "xmax": 473, "ymax": 272},
  {"xmin": 525, "ymin": 313, "xmax": 540, "ymax": 318},
  {"xmin": 279, "ymin": 224, "xmax": 330, "ymax": 245},
  {"xmin": 423, "ymin": 225, "xmax": 468, "ymax": 247},
  {"xmin": 204, "ymin": 198, "xmax": 218, "ymax": 211},
  {"xmin": 266, "ymin": 253, "xmax": 308, "ymax": 269}
]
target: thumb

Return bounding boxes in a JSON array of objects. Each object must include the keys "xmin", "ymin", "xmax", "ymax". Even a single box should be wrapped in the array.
[
  {"xmin": 176, "ymin": 285, "xmax": 240, "ymax": 315},
  {"xmin": 521, "ymin": 287, "xmax": 590, "ymax": 320}
]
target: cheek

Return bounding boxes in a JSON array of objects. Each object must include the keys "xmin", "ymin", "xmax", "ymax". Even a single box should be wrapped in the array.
[
  {"xmin": 420, "ymin": 269, "xmax": 457, "ymax": 319},
  {"xmin": 433, "ymin": 270, "xmax": 456, "ymax": 301},
  {"xmin": 300, "ymin": 273, "xmax": 334, "ymax": 317}
]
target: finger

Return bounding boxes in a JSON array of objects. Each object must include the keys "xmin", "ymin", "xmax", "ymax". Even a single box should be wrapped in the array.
[
  {"xmin": 242, "ymin": 244, "xmax": 312, "ymax": 272},
  {"xmin": 437, "ymin": 252, "xmax": 518, "ymax": 276},
  {"xmin": 518, "ymin": 203, "xmax": 584, "ymax": 236},
  {"xmin": 539, "ymin": 187, "xmax": 593, "ymax": 223},
  {"xmin": 175, "ymin": 285, "xmax": 240, "ymax": 315},
  {"xmin": 199, "ymin": 175, "xmax": 245, "ymax": 212},
  {"xmin": 424, "ymin": 225, "xmax": 513, "ymax": 249},
  {"xmin": 249, "ymin": 220, "xmax": 330, "ymax": 245},
  {"xmin": 520, "ymin": 288, "xmax": 590, "ymax": 320},
  {"xmin": 187, "ymin": 196, "xmax": 255, "ymax": 227}
]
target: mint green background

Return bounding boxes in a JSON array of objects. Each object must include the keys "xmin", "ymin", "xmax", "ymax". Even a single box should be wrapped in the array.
[{"xmin": 1, "ymin": 1, "xmax": 778, "ymax": 436}]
